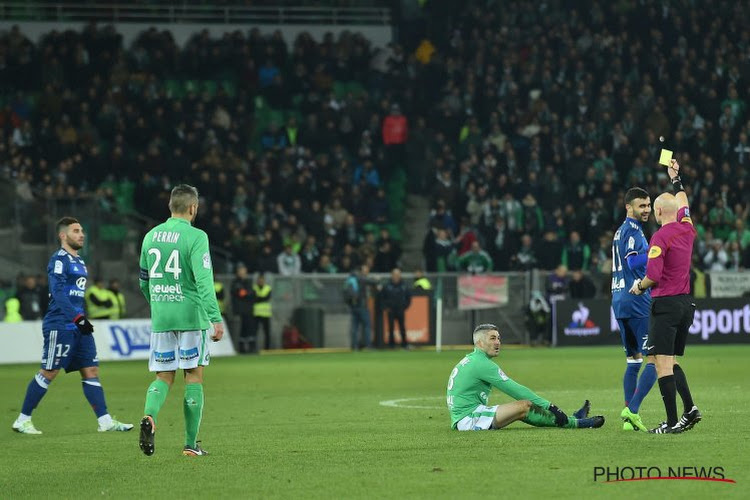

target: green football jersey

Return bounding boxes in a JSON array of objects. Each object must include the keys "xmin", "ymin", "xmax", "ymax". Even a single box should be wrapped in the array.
[
  {"xmin": 139, "ymin": 217, "xmax": 222, "ymax": 332},
  {"xmin": 446, "ymin": 348, "xmax": 551, "ymax": 428}
]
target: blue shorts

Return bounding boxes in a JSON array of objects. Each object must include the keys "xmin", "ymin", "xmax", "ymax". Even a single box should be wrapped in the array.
[
  {"xmin": 617, "ymin": 317, "xmax": 649, "ymax": 358},
  {"xmin": 41, "ymin": 328, "xmax": 99, "ymax": 373}
]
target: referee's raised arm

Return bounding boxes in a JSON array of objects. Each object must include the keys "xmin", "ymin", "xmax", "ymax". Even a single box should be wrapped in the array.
[{"xmin": 668, "ymin": 159, "xmax": 689, "ymax": 211}]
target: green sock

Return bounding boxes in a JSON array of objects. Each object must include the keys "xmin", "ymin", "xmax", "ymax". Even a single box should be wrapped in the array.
[
  {"xmin": 184, "ymin": 383, "xmax": 204, "ymax": 448},
  {"xmin": 144, "ymin": 379, "xmax": 170, "ymax": 424},
  {"xmin": 522, "ymin": 404, "xmax": 577, "ymax": 428}
]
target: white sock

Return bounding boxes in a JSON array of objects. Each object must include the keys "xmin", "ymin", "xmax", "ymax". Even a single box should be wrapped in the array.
[
  {"xmin": 98, "ymin": 414, "xmax": 113, "ymax": 428},
  {"xmin": 17, "ymin": 413, "xmax": 31, "ymax": 423}
]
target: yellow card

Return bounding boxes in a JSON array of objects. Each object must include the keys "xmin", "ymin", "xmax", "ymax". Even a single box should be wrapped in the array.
[{"xmin": 659, "ymin": 149, "xmax": 673, "ymax": 166}]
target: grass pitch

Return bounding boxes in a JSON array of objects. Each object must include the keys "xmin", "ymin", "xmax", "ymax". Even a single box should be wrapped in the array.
[{"xmin": 1, "ymin": 345, "xmax": 748, "ymax": 498}]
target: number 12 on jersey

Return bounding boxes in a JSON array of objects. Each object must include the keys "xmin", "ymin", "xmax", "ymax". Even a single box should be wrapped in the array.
[{"xmin": 148, "ymin": 248, "xmax": 182, "ymax": 280}]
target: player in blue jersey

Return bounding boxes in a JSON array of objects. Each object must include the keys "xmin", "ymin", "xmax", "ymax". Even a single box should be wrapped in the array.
[
  {"xmin": 12, "ymin": 217, "xmax": 132, "ymax": 434},
  {"xmin": 611, "ymin": 188, "xmax": 657, "ymax": 432}
]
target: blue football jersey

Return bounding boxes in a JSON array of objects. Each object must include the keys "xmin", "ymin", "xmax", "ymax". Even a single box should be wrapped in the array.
[
  {"xmin": 42, "ymin": 249, "xmax": 88, "ymax": 331},
  {"xmin": 611, "ymin": 218, "xmax": 651, "ymax": 318}
]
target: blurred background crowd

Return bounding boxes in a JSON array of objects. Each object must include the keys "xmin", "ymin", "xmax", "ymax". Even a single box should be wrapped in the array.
[{"xmin": 1, "ymin": 0, "xmax": 749, "ymax": 321}]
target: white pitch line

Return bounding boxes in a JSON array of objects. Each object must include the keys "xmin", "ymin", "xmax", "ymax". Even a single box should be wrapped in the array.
[{"xmin": 380, "ymin": 397, "xmax": 444, "ymax": 409}]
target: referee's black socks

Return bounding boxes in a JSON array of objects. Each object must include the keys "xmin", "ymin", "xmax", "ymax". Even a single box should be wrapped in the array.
[
  {"xmin": 673, "ymin": 364, "xmax": 695, "ymax": 413},
  {"xmin": 658, "ymin": 375, "xmax": 679, "ymax": 426}
]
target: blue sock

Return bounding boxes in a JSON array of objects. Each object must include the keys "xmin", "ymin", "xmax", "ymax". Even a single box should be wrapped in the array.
[
  {"xmin": 623, "ymin": 361, "xmax": 642, "ymax": 406},
  {"xmin": 628, "ymin": 363, "xmax": 657, "ymax": 413},
  {"xmin": 21, "ymin": 373, "xmax": 52, "ymax": 415},
  {"xmin": 82, "ymin": 378, "xmax": 109, "ymax": 418}
]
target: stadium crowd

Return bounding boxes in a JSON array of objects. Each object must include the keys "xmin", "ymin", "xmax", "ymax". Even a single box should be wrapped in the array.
[
  {"xmin": 414, "ymin": 0, "xmax": 750, "ymax": 280},
  {"xmin": 0, "ymin": 0, "xmax": 749, "ymax": 288}
]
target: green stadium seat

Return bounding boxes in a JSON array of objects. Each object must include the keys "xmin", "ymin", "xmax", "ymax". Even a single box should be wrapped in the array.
[
  {"xmin": 99, "ymin": 224, "xmax": 128, "ymax": 242},
  {"xmin": 203, "ymin": 80, "xmax": 218, "ymax": 96}
]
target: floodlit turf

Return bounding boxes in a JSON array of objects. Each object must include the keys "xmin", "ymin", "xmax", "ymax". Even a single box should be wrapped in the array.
[{"xmin": 1, "ymin": 345, "xmax": 748, "ymax": 498}]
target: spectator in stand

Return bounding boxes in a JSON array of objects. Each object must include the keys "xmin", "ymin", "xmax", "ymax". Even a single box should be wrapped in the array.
[
  {"xmin": 382, "ymin": 103, "xmax": 408, "ymax": 175},
  {"xmin": 453, "ymin": 218, "xmax": 479, "ymax": 256},
  {"xmin": 429, "ymin": 200, "xmax": 457, "ymax": 236},
  {"xmin": 728, "ymin": 220, "xmax": 750, "ymax": 250},
  {"xmin": 703, "ymin": 239, "xmax": 729, "ymax": 271},
  {"xmin": 483, "ymin": 215, "xmax": 515, "ymax": 271},
  {"xmin": 536, "ymin": 231, "xmax": 564, "ymax": 271},
  {"xmin": 561, "ymin": 231, "xmax": 591, "ymax": 271},
  {"xmin": 316, "ymin": 254, "xmax": 338, "ymax": 273},
  {"xmin": 457, "ymin": 241, "xmax": 493, "ymax": 274},
  {"xmin": 277, "ymin": 244, "xmax": 301, "ymax": 276},
  {"xmin": 511, "ymin": 234, "xmax": 537, "ymax": 271},
  {"xmin": 299, "ymin": 236, "xmax": 320, "ymax": 273},
  {"xmin": 569, "ymin": 270, "xmax": 597, "ymax": 299}
]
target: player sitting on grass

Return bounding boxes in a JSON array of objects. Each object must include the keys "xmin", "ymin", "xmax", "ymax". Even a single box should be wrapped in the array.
[{"xmin": 446, "ymin": 324, "xmax": 605, "ymax": 431}]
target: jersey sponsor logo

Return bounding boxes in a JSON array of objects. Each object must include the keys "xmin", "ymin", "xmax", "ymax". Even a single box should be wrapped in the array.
[
  {"xmin": 54, "ymin": 260, "xmax": 63, "ymax": 274},
  {"xmin": 179, "ymin": 347, "xmax": 199, "ymax": 361},
  {"xmin": 153, "ymin": 350, "xmax": 176, "ymax": 363},
  {"xmin": 648, "ymin": 245, "xmax": 662, "ymax": 258},
  {"xmin": 564, "ymin": 302, "xmax": 601, "ymax": 337},
  {"xmin": 69, "ymin": 289, "xmax": 85, "ymax": 297},
  {"xmin": 149, "ymin": 283, "xmax": 185, "ymax": 302},
  {"xmin": 497, "ymin": 368, "xmax": 509, "ymax": 381},
  {"xmin": 76, "ymin": 277, "xmax": 87, "ymax": 289},
  {"xmin": 627, "ymin": 236, "xmax": 635, "ymax": 250},
  {"xmin": 202, "ymin": 252, "xmax": 211, "ymax": 269}
]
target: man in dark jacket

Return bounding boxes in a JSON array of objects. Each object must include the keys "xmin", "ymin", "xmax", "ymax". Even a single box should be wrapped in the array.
[
  {"xmin": 230, "ymin": 263, "xmax": 255, "ymax": 353},
  {"xmin": 380, "ymin": 268, "xmax": 412, "ymax": 349}
]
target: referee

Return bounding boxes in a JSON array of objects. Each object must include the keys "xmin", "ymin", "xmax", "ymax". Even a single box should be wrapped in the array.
[{"xmin": 629, "ymin": 159, "xmax": 701, "ymax": 434}]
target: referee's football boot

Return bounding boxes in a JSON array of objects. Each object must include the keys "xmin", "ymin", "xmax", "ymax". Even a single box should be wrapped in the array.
[
  {"xmin": 183, "ymin": 441, "xmax": 209, "ymax": 456},
  {"xmin": 139, "ymin": 415, "xmax": 156, "ymax": 456},
  {"xmin": 649, "ymin": 421, "xmax": 684, "ymax": 434},
  {"xmin": 573, "ymin": 399, "xmax": 590, "ymax": 419},
  {"xmin": 678, "ymin": 406, "xmax": 702, "ymax": 431},
  {"xmin": 12, "ymin": 418, "xmax": 42, "ymax": 435},
  {"xmin": 620, "ymin": 407, "xmax": 648, "ymax": 432}
]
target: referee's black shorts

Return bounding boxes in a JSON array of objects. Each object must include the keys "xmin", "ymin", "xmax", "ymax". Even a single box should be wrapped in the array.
[{"xmin": 646, "ymin": 295, "xmax": 696, "ymax": 356}]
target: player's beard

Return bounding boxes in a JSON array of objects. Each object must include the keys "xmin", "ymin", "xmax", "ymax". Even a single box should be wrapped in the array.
[{"xmin": 66, "ymin": 235, "xmax": 83, "ymax": 251}]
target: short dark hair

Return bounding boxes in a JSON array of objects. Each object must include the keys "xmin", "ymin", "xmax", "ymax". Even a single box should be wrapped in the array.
[
  {"xmin": 56, "ymin": 216, "xmax": 80, "ymax": 234},
  {"xmin": 625, "ymin": 187, "xmax": 649, "ymax": 205},
  {"xmin": 169, "ymin": 184, "xmax": 199, "ymax": 214}
]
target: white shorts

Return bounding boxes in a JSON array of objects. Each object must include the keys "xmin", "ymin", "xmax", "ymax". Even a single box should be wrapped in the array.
[
  {"xmin": 148, "ymin": 330, "xmax": 210, "ymax": 372},
  {"xmin": 456, "ymin": 404, "xmax": 499, "ymax": 431}
]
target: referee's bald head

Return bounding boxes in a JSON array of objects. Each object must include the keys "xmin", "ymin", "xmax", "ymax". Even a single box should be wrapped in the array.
[{"xmin": 654, "ymin": 193, "xmax": 678, "ymax": 225}]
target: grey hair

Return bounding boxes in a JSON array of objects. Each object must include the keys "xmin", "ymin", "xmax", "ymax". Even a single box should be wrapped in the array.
[
  {"xmin": 169, "ymin": 184, "xmax": 200, "ymax": 214},
  {"xmin": 472, "ymin": 323, "xmax": 499, "ymax": 345}
]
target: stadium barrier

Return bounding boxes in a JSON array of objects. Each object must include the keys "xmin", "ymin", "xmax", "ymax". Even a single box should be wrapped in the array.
[
  {"xmin": 553, "ymin": 298, "xmax": 750, "ymax": 346},
  {"xmin": 0, "ymin": 319, "xmax": 235, "ymax": 365},
  {"xmin": 267, "ymin": 272, "xmax": 532, "ymax": 348}
]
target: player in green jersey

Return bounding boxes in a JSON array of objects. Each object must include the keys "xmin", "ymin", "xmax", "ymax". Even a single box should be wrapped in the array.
[
  {"xmin": 447, "ymin": 324, "xmax": 605, "ymax": 431},
  {"xmin": 137, "ymin": 184, "xmax": 225, "ymax": 456}
]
